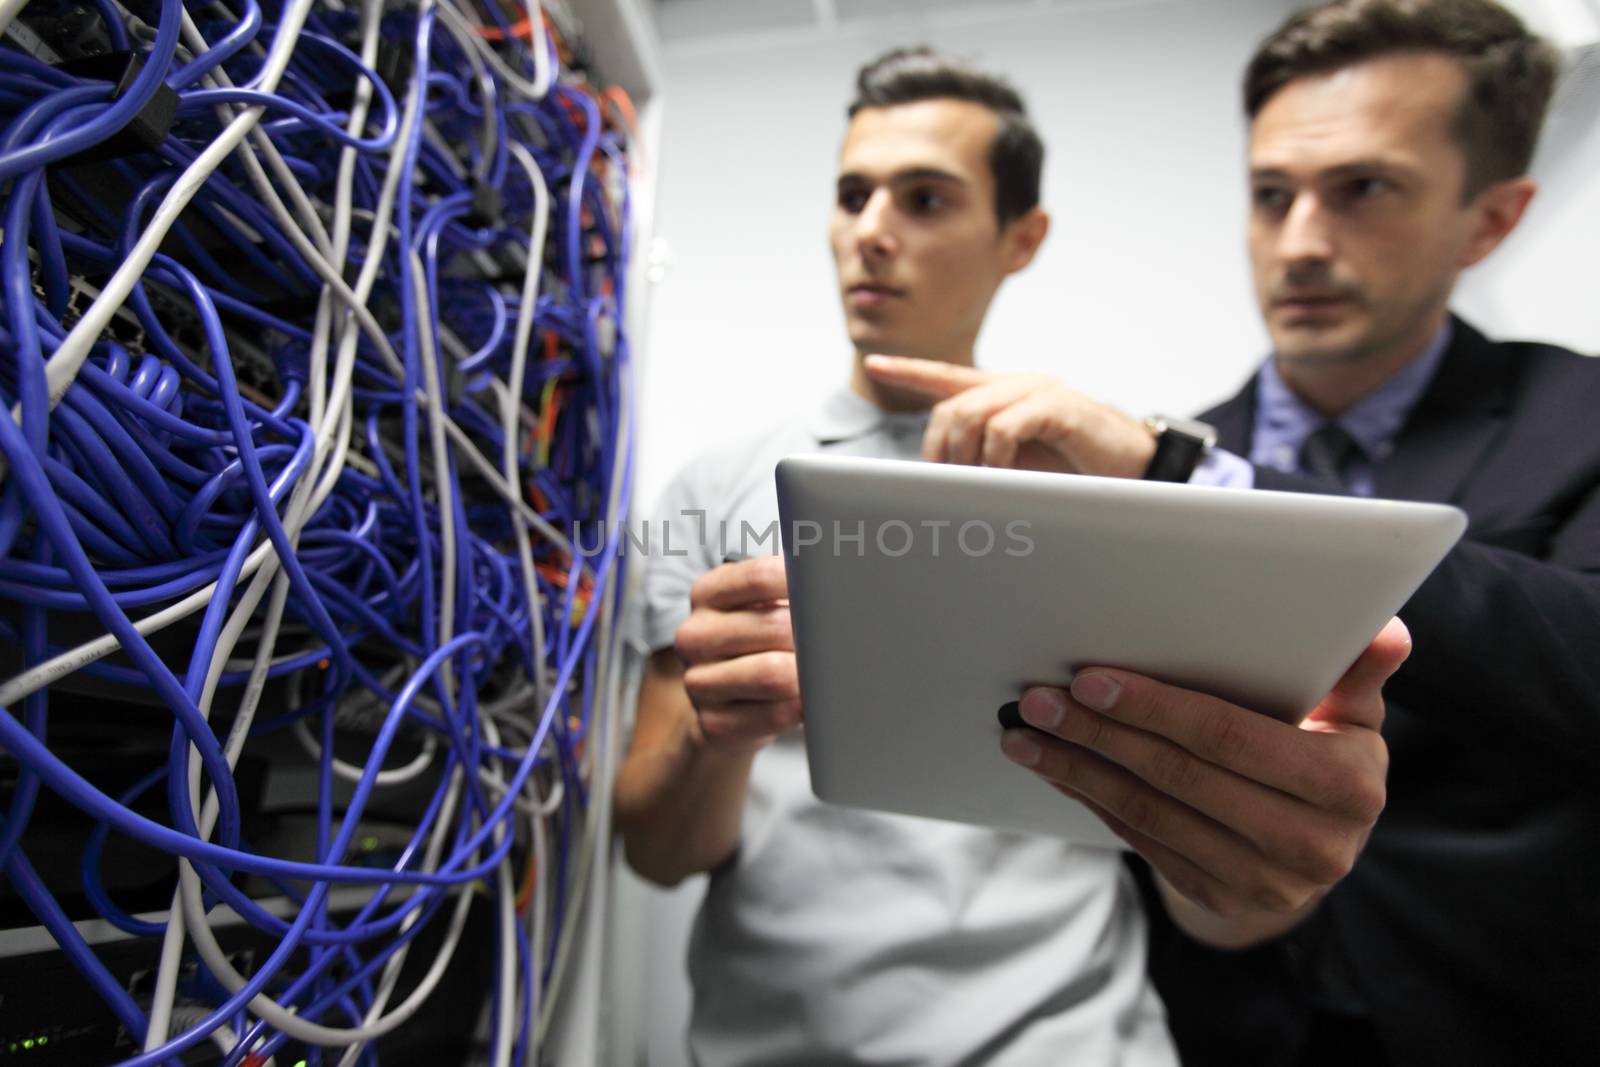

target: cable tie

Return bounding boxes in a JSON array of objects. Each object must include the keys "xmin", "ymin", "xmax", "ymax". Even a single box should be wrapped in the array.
[{"xmin": 51, "ymin": 51, "xmax": 179, "ymax": 164}]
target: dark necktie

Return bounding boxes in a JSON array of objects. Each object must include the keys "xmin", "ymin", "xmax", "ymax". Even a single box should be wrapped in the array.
[{"xmin": 1299, "ymin": 422, "xmax": 1361, "ymax": 488}]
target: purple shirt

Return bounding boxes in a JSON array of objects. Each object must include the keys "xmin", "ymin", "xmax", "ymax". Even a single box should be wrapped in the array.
[{"xmin": 1193, "ymin": 322, "xmax": 1454, "ymax": 497}]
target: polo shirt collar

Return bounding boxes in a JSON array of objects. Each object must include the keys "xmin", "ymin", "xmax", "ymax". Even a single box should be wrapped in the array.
[{"xmin": 808, "ymin": 386, "xmax": 930, "ymax": 445}]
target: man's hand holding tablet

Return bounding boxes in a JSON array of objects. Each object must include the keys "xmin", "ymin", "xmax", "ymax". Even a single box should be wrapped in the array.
[
  {"xmin": 675, "ymin": 556, "xmax": 800, "ymax": 753},
  {"xmin": 1002, "ymin": 618, "xmax": 1408, "ymax": 946}
]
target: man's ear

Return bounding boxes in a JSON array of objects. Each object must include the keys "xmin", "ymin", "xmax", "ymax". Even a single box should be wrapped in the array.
[
  {"xmin": 1002, "ymin": 207, "xmax": 1050, "ymax": 275},
  {"xmin": 1462, "ymin": 177, "xmax": 1536, "ymax": 268}
]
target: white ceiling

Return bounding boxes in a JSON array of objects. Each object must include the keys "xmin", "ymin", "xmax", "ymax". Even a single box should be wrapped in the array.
[{"xmin": 651, "ymin": 0, "xmax": 1172, "ymax": 47}]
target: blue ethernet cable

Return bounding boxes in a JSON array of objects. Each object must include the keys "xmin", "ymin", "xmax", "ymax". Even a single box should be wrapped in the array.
[{"xmin": 0, "ymin": 2, "xmax": 634, "ymax": 1060}]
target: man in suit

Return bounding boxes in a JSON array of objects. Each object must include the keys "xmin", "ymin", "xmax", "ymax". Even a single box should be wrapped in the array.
[{"xmin": 864, "ymin": 1, "xmax": 1599, "ymax": 1062}]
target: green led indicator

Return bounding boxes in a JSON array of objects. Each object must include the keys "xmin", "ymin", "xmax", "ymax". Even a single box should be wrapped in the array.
[
  {"xmin": 35, "ymin": 1038, "xmax": 46, "ymax": 1047},
  {"xmin": 294, "ymin": 1060, "xmax": 309, "ymax": 1067},
  {"xmin": 21, "ymin": 1039, "xmax": 33, "ymax": 1050},
  {"xmin": 360, "ymin": 835, "xmax": 379, "ymax": 850}
]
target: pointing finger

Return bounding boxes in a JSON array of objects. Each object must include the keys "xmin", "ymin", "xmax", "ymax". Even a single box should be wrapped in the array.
[{"xmin": 862, "ymin": 354, "xmax": 991, "ymax": 399}]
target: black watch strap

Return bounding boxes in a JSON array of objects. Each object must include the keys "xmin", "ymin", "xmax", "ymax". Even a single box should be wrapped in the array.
[{"xmin": 1141, "ymin": 416, "xmax": 1217, "ymax": 482}]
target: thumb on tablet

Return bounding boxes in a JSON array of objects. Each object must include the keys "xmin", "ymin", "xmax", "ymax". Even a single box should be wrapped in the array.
[{"xmin": 1302, "ymin": 617, "xmax": 1412, "ymax": 734}]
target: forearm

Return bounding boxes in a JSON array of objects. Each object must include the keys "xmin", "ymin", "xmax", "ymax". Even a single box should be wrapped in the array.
[
  {"xmin": 613, "ymin": 654, "xmax": 757, "ymax": 886},
  {"xmin": 1156, "ymin": 872, "xmax": 1322, "ymax": 949},
  {"xmin": 615, "ymin": 732, "xmax": 754, "ymax": 886}
]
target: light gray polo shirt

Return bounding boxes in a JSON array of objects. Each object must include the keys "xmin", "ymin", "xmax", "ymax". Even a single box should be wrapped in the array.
[{"xmin": 642, "ymin": 387, "xmax": 1177, "ymax": 1067}]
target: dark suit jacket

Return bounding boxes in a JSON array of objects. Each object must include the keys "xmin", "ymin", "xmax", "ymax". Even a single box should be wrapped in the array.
[{"xmin": 1142, "ymin": 317, "xmax": 1600, "ymax": 1065}]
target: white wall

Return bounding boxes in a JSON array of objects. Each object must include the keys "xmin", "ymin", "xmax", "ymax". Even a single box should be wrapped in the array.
[{"xmin": 618, "ymin": 1, "xmax": 1600, "ymax": 1062}]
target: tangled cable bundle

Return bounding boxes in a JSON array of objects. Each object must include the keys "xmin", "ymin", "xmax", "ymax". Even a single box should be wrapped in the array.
[{"xmin": 0, "ymin": 1, "xmax": 635, "ymax": 1063}]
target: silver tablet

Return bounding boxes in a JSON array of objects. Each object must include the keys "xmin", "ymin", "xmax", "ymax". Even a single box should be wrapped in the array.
[{"xmin": 775, "ymin": 454, "xmax": 1466, "ymax": 848}]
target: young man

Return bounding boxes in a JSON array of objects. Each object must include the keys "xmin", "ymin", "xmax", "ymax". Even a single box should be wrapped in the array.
[
  {"xmin": 868, "ymin": 3, "xmax": 1600, "ymax": 1063},
  {"xmin": 615, "ymin": 49, "xmax": 1403, "ymax": 1065}
]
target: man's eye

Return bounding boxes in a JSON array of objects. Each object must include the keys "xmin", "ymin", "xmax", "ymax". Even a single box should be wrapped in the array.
[
  {"xmin": 1252, "ymin": 186, "xmax": 1291, "ymax": 213},
  {"xmin": 1349, "ymin": 177, "xmax": 1390, "ymax": 200},
  {"xmin": 838, "ymin": 189, "xmax": 868, "ymax": 213},
  {"xmin": 906, "ymin": 188, "xmax": 946, "ymax": 214}
]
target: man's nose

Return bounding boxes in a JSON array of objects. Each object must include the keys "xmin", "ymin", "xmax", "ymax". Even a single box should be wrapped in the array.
[
  {"xmin": 855, "ymin": 188, "xmax": 899, "ymax": 261},
  {"xmin": 1278, "ymin": 193, "xmax": 1336, "ymax": 267}
]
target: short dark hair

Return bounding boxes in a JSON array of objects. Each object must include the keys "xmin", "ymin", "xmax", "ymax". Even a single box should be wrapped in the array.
[
  {"xmin": 849, "ymin": 47, "xmax": 1044, "ymax": 227},
  {"xmin": 1244, "ymin": 0, "xmax": 1560, "ymax": 198}
]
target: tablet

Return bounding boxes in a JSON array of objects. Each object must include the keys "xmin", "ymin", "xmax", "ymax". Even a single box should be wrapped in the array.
[{"xmin": 775, "ymin": 454, "xmax": 1465, "ymax": 848}]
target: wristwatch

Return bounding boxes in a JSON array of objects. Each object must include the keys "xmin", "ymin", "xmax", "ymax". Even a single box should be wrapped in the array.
[{"xmin": 1141, "ymin": 414, "xmax": 1218, "ymax": 482}]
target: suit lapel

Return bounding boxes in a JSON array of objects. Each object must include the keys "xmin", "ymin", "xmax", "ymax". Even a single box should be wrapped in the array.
[
  {"xmin": 1202, "ymin": 378, "xmax": 1257, "ymax": 456},
  {"xmin": 1372, "ymin": 317, "xmax": 1517, "ymax": 504}
]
